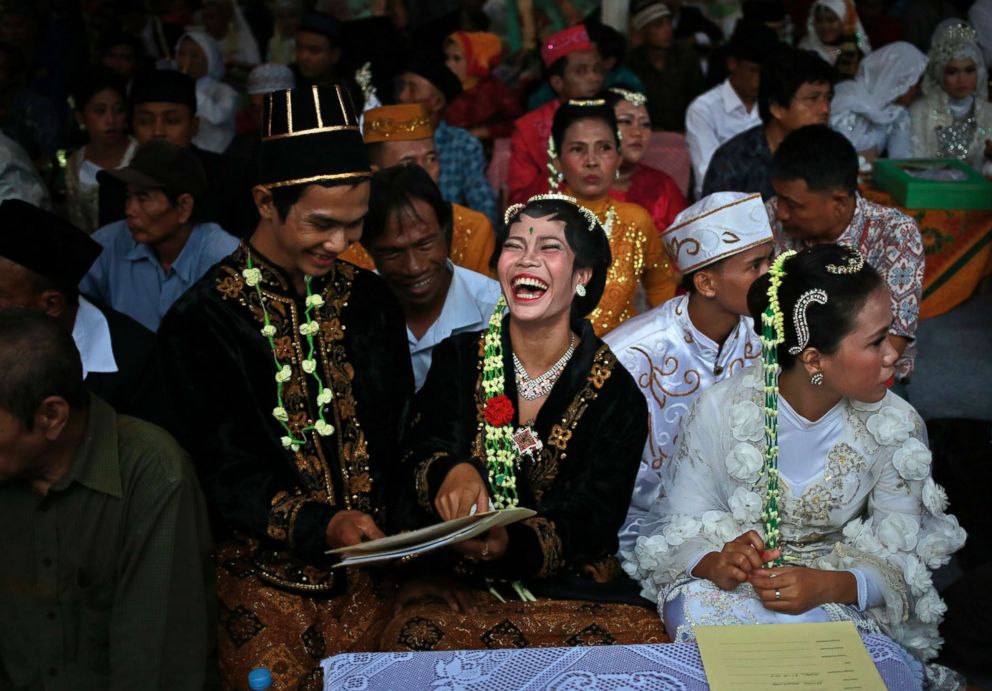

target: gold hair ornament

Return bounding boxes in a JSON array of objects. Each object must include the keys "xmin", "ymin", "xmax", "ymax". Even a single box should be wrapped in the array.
[
  {"xmin": 608, "ymin": 87, "xmax": 647, "ymax": 107},
  {"xmin": 825, "ymin": 250, "xmax": 865, "ymax": 274},
  {"xmin": 504, "ymin": 192, "xmax": 603, "ymax": 233}
]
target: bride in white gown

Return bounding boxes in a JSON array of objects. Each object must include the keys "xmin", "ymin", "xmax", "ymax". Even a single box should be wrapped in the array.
[{"xmin": 624, "ymin": 245, "xmax": 966, "ymax": 689}]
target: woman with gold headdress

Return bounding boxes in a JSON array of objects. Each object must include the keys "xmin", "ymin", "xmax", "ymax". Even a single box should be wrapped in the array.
[
  {"xmin": 548, "ymin": 99, "xmax": 677, "ymax": 336},
  {"xmin": 383, "ymin": 194, "xmax": 669, "ymax": 651},
  {"xmin": 605, "ymin": 87, "xmax": 688, "ymax": 233},
  {"xmin": 909, "ymin": 20, "xmax": 992, "ymax": 175},
  {"xmin": 626, "ymin": 245, "xmax": 965, "ymax": 689}
]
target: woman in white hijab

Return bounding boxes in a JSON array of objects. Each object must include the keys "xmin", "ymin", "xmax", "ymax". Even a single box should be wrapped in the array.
[
  {"xmin": 798, "ymin": 0, "xmax": 872, "ymax": 77},
  {"xmin": 909, "ymin": 20, "xmax": 992, "ymax": 175},
  {"xmin": 830, "ymin": 42, "xmax": 927, "ymax": 161},
  {"xmin": 175, "ymin": 30, "xmax": 239, "ymax": 154}
]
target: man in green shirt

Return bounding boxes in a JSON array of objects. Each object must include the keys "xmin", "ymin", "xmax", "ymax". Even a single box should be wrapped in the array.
[{"xmin": 0, "ymin": 308, "xmax": 217, "ymax": 690}]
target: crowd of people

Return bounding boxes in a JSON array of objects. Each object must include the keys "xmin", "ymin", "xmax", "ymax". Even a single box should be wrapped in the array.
[{"xmin": 0, "ymin": 0, "xmax": 988, "ymax": 689}]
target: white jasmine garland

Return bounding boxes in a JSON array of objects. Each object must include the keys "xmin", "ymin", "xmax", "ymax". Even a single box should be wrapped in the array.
[
  {"xmin": 866, "ymin": 406, "xmax": 914, "ymax": 445},
  {"xmin": 892, "ymin": 437, "xmax": 931, "ymax": 481},
  {"xmin": 242, "ymin": 267, "xmax": 261, "ymax": 286},
  {"xmin": 245, "ymin": 251, "xmax": 337, "ymax": 451}
]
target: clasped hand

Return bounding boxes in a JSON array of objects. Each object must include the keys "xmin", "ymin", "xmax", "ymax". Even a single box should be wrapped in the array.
[
  {"xmin": 435, "ymin": 462, "xmax": 508, "ymax": 561},
  {"xmin": 694, "ymin": 531, "xmax": 856, "ymax": 614}
]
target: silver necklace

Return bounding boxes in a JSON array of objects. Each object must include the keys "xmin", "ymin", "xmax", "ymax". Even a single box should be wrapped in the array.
[{"xmin": 513, "ymin": 334, "xmax": 577, "ymax": 400}]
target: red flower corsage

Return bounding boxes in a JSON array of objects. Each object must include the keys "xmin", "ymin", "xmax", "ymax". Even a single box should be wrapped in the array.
[{"xmin": 484, "ymin": 394, "xmax": 515, "ymax": 427}]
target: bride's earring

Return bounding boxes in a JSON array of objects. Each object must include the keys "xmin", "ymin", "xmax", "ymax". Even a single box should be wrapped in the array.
[
  {"xmin": 810, "ymin": 372, "xmax": 824, "ymax": 386},
  {"xmin": 575, "ymin": 283, "xmax": 587, "ymax": 297}
]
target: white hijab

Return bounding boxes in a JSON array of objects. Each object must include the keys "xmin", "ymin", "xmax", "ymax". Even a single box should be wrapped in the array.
[
  {"xmin": 801, "ymin": 0, "xmax": 872, "ymax": 64},
  {"xmin": 831, "ymin": 42, "xmax": 927, "ymax": 127}
]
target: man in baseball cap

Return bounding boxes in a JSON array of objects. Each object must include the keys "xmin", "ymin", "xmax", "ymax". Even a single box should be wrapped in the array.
[{"xmin": 81, "ymin": 140, "xmax": 239, "ymax": 332}]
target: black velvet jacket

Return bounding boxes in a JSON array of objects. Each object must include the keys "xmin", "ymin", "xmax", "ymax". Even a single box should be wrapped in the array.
[
  {"xmin": 158, "ymin": 243, "xmax": 413, "ymax": 594},
  {"xmin": 399, "ymin": 316, "xmax": 648, "ymax": 586}
]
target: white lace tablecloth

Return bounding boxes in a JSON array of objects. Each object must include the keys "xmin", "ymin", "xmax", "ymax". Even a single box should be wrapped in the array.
[{"xmin": 323, "ymin": 633, "xmax": 922, "ymax": 690}]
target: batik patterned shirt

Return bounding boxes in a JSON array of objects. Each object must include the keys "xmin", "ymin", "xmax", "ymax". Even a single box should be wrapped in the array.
[{"xmin": 767, "ymin": 193, "xmax": 924, "ymax": 379}]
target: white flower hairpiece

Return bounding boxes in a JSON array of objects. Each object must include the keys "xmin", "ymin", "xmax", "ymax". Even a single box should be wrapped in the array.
[{"xmin": 608, "ymin": 87, "xmax": 647, "ymax": 107}]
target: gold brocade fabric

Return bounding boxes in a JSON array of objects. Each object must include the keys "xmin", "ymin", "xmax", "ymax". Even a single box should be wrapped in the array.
[
  {"xmin": 338, "ymin": 204, "xmax": 496, "ymax": 276},
  {"xmin": 380, "ymin": 595, "xmax": 669, "ymax": 651},
  {"xmin": 573, "ymin": 194, "xmax": 677, "ymax": 336},
  {"xmin": 215, "ymin": 541, "xmax": 395, "ymax": 691}
]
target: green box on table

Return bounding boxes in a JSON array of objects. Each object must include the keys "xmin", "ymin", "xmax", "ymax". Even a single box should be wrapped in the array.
[{"xmin": 872, "ymin": 159, "xmax": 992, "ymax": 211}]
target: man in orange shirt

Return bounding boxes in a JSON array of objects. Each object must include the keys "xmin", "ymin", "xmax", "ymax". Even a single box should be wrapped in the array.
[{"xmin": 340, "ymin": 103, "xmax": 495, "ymax": 275}]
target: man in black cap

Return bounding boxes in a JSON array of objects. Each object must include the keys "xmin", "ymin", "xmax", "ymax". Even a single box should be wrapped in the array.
[
  {"xmin": 0, "ymin": 199, "xmax": 174, "ymax": 433},
  {"xmin": 686, "ymin": 21, "xmax": 780, "ymax": 198},
  {"xmin": 158, "ymin": 84, "xmax": 413, "ymax": 689},
  {"xmin": 82, "ymin": 141, "xmax": 238, "ymax": 332},
  {"xmin": 97, "ymin": 69, "xmax": 257, "ymax": 236},
  {"xmin": 396, "ymin": 51, "xmax": 497, "ymax": 224}
]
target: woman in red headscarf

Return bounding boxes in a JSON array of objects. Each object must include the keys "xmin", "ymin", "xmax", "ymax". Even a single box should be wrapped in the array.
[{"xmin": 443, "ymin": 31, "xmax": 523, "ymax": 141}]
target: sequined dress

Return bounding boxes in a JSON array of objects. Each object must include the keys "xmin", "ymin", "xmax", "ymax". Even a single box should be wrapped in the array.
[{"xmin": 571, "ymin": 192, "xmax": 677, "ymax": 336}]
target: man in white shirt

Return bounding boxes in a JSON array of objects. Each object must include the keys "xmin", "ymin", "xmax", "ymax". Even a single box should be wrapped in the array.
[
  {"xmin": 363, "ymin": 165, "xmax": 500, "ymax": 390},
  {"xmin": 685, "ymin": 22, "xmax": 779, "ymax": 198},
  {"xmin": 605, "ymin": 192, "xmax": 774, "ymax": 554}
]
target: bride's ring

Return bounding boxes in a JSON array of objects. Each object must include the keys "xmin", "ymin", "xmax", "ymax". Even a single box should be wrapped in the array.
[{"xmin": 775, "ymin": 589, "xmax": 782, "ymax": 601}]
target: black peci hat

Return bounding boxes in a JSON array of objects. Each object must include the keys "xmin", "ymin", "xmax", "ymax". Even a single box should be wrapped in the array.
[
  {"xmin": 258, "ymin": 84, "xmax": 370, "ymax": 189},
  {"xmin": 130, "ymin": 69, "xmax": 198, "ymax": 113},
  {"xmin": 0, "ymin": 200, "xmax": 102, "ymax": 288}
]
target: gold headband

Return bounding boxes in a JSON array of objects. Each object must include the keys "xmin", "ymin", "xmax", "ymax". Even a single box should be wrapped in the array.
[
  {"xmin": 503, "ymin": 193, "xmax": 602, "ymax": 233},
  {"xmin": 608, "ymin": 87, "xmax": 647, "ymax": 107}
]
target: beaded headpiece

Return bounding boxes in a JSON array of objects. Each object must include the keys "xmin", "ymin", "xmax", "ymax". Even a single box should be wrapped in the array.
[
  {"xmin": 568, "ymin": 98, "xmax": 606, "ymax": 107},
  {"xmin": 608, "ymin": 87, "xmax": 647, "ymax": 107},
  {"xmin": 504, "ymin": 193, "xmax": 603, "ymax": 234},
  {"xmin": 825, "ymin": 249, "xmax": 865, "ymax": 274}
]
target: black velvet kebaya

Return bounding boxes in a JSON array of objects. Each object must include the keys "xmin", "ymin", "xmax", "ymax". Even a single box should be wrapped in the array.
[
  {"xmin": 159, "ymin": 242, "xmax": 413, "ymax": 594},
  {"xmin": 400, "ymin": 315, "xmax": 648, "ymax": 586}
]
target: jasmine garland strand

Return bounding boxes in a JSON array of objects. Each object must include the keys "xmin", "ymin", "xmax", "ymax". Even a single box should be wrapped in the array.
[
  {"xmin": 482, "ymin": 296, "xmax": 519, "ymax": 509},
  {"xmin": 243, "ymin": 253, "xmax": 335, "ymax": 452},
  {"xmin": 758, "ymin": 250, "xmax": 795, "ymax": 566}
]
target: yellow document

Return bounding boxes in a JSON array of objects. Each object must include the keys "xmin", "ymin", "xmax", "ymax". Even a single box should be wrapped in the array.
[{"xmin": 695, "ymin": 621, "xmax": 886, "ymax": 690}]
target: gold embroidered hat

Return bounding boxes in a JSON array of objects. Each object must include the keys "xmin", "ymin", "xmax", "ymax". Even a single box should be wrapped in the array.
[
  {"xmin": 662, "ymin": 192, "xmax": 772, "ymax": 274},
  {"xmin": 362, "ymin": 103, "xmax": 433, "ymax": 143},
  {"xmin": 258, "ymin": 84, "xmax": 370, "ymax": 189}
]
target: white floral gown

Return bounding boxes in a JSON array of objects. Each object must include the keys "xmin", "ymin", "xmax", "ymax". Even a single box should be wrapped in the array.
[{"xmin": 623, "ymin": 367, "xmax": 966, "ymax": 688}]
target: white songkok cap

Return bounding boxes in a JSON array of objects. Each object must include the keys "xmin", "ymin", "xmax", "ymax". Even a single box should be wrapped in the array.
[
  {"xmin": 662, "ymin": 192, "xmax": 773, "ymax": 274},
  {"xmin": 247, "ymin": 63, "xmax": 296, "ymax": 96}
]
